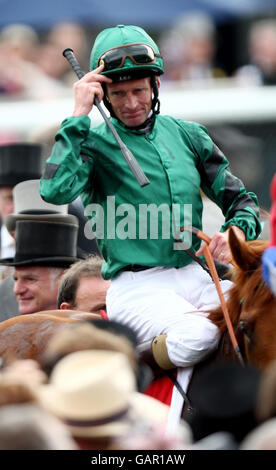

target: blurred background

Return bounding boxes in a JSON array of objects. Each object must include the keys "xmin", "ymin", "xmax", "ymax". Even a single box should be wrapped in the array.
[{"xmin": 0, "ymin": 0, "xmax": 276, "ymax": 209}]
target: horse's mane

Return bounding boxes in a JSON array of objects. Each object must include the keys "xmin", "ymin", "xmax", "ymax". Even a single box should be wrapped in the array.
[{"xmin": 208, "ymin": 229, "xmax": 272, "ymax": 333}]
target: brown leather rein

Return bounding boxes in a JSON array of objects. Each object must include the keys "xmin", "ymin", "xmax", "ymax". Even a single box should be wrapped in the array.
[{"xmin": 178, "ymin": 226, "xmax": 244, "ymax": 366}]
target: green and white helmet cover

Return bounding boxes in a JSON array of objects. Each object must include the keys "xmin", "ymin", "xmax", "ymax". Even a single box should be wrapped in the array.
[{"xmin": 90, "ymin": 24, "xmax": 164, "ymax": 78}]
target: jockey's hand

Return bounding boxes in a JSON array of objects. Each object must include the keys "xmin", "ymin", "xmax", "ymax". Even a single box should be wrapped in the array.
[
  {"xmin": 196, "ymin": 226, "xmax": 245, "ymax": 265},
  {"xmin": 72, "ymin": 64, "xmax": 112, "ymax": 117}
]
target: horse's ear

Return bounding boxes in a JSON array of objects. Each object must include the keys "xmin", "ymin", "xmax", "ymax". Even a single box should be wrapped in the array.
[{"xmin": 228, "ymin": 227, "xmax": 258, "ymax": 271}]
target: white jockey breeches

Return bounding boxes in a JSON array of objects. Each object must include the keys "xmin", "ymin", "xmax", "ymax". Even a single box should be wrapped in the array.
[{"xmin": 106, "ymin": 262, "xmax": 232, "ymax": 431}]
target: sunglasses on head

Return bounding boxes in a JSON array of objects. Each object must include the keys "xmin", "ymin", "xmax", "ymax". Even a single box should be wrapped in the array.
[{"xmin": 98, "ymin": 43, "xmax": 162, "ymax": 71}]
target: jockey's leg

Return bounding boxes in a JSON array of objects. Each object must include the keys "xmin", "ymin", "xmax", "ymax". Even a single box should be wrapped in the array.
[
  {"xmin": 106, "ymin": 266, "xmax": 220, "ymax": 363},
  {"xmin": 106, "ymin": 266, "xmax": 222, "ymax": 428},
  {"xmin": 176, "ymin": 261, "xmax": 233, "ymax": 311}
]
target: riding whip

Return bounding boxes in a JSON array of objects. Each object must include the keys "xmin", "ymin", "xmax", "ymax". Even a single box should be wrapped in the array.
[{"xmin": 63, "ymin": 48, "xmax": 150, "ymax": 188}]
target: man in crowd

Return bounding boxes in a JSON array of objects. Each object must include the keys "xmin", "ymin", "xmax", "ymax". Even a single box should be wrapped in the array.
[
  {"xmin": 0, "ymin": 179, "xmax": 79, "ymax": 320},
  {"xmin": 0, "ymin": 219, "xmax": 79, "ymax": 315},
  {"xmin": 58, "ymin": 255, "xmax": 110, "ymax": 316},
  {"xmin": 0, "ymin": 143, "xmax": 42, "ymax": 319}
]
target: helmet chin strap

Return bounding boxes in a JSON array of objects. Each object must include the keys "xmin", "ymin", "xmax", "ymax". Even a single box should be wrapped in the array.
[{"xmin": 150, "ymin": 75, "xmax": 160, "ymax": 115}]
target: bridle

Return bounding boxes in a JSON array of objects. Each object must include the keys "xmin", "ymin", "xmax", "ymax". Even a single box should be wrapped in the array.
[{"xmin": 178, "ymin": 225, "xmax": 245, "ymax": 366}]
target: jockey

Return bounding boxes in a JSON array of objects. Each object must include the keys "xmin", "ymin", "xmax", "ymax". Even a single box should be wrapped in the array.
[
  {"xmin": 262, "ymin": 173, "xmax": 276, "ymax": 296},
  {"xmin": 40, "ymin": 25, "xmax": 261, "ymax": 429}
]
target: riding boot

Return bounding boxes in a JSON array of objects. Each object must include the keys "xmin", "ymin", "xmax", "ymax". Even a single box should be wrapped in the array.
[
  {"xmin": 137, "ymin": 334, "xmax": 176, "ymax": 377},
  {"xmin": 138, "ymin": 335, "xmax": 195, "ymax": 416}
]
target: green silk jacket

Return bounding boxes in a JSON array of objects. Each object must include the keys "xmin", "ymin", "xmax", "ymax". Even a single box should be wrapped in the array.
[{"xmin": 40, "ymin": 114, "xmax": 261, "ymax": 279}]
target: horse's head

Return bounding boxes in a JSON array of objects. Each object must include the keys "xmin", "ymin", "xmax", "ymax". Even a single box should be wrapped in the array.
[{"xmin": 210, "ymin": 228, "xmax": 276, "ymax": 369}]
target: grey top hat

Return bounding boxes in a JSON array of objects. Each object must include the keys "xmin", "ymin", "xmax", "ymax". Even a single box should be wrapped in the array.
[
  {"xmin": 5, "ymin": 180, "xmax": 78, "ymax": 232},
  {"xmin": 0, "ymin": 143, "xmax": 42, "ymax": 187},
  {"xmin": 0, "ymin": 219, "xmax": 80, "ymax": 267}
]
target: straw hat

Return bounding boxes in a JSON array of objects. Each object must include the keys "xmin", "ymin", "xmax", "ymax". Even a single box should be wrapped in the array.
[
  {"xmin": 36, "ymin": 350, "xmax": 170, "ymax": 438},
  {"xmin": 5, "ymin": 179, "xmax": 77, "ymax": 233}
]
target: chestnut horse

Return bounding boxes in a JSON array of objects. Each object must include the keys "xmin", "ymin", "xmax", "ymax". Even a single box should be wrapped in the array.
[
  {"xmin": 0, "ymin": 310, "xmax": 100, "ymax": 364},
  {"xmin": 179, "ymin": 228, "xmax": 276, "ymax": 417},
  {"xmin": 208, "ymin": 227, "xmax": 276, "ymax": 370}
]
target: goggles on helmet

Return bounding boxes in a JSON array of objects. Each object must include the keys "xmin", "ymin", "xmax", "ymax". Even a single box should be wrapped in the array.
[{"xmin": 97, "ymin": 43, "xmax": 162, "ymax": 71}]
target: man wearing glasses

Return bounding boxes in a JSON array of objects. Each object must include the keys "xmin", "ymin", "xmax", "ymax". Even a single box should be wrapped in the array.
[{"xmin": 40, "ymin": 25, "xmax": 261, "ymax": 428}]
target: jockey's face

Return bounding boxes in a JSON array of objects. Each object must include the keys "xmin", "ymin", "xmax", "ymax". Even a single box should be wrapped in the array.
[
  {"xmin": 13, "ymin": 266, "xmax": 63, "ymax": 315},
  {"xmin": 106, "ymin": 76, "xmax": 160, "ymax": 127}
]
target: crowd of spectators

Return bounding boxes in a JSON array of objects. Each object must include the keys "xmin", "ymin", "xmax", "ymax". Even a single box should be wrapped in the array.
[
  {"xmin": 0, "ymin": 21, "xmax": 90, "ymax": 100},
  {"xmin": 1, "ymin": 14, "xmax": 276, "ymax": 102}
]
